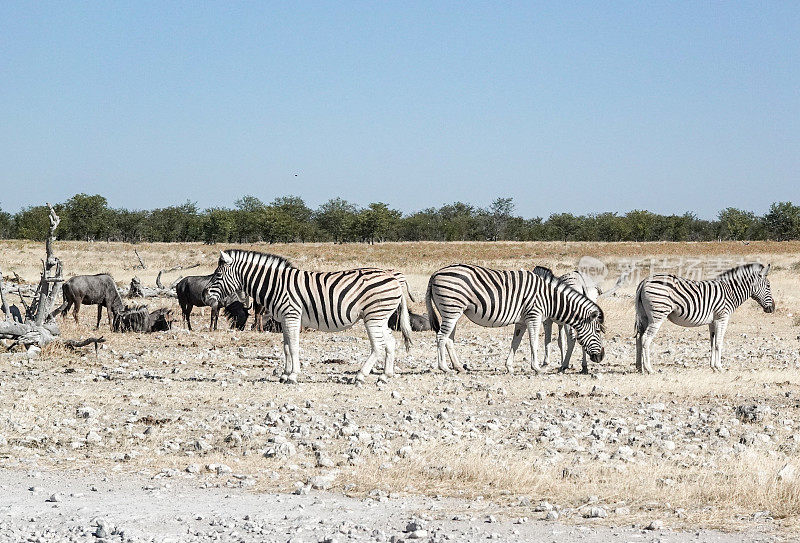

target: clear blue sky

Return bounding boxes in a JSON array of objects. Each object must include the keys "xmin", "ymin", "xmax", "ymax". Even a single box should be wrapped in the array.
[{"xmin": 1, "ymin": 2, "xmax": 798, "ymax": 219}]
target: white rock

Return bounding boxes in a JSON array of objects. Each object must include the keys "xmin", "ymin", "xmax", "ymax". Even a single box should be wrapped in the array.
[
  {"xmin": 777, "ymin": 463, "xmax": 796, "ymax": 482},
  {"xmin": 584, "ymin": 506, "xmax": 607, "ymax": 518}
]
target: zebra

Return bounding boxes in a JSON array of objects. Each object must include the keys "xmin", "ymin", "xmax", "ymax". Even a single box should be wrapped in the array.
[
  {"xmin": 634, "ymin": 262, "xmax": 774, "ymax": 374},
  {"xmin": 202, "ymin": 250, "xmax": 414, "ymax": 384},
  {"xmin": 542, "ymin": 270, "xmax": 602, "ymax": 374},
  {"xmin": 425, "ymin": 264, "xmax": 605, "ymax": 374}
]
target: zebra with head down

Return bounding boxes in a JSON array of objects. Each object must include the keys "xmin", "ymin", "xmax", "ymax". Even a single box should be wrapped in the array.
[
  {"xmin": 425, "ymin": 264, "xmax": 605, "ymax": 374},
  {"xmin": 541, "ymin": 269, "xmax": 603, "ymax": 374}
]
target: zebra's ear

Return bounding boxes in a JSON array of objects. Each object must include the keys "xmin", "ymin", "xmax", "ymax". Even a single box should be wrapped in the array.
[
  {"xmin": 219, "ymin": 251, "xmax": 233, "ymax": 265},
  {"xmin": 761, "ymin": 263, "xmax": 771, "ymax": 277}
]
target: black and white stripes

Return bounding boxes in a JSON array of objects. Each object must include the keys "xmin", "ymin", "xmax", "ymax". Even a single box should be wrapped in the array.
[
  {"xmin": 425, "ymin": 264, "xmax": 605, "ymax": 374},
  {"xmin": 634, "ymin": 262, "xmax": 774, "ymax": 373},
  {"xmin": 203, "ymin": 250, "xmax": 413, "ymax": 384}
]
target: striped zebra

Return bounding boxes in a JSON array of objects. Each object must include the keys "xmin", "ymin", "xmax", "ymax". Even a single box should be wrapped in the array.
[
  {"xmin": 203, "ymin": 250, "xmax": 414, "ymax": 384},
  {"xmin": 634, "ymin": 262, "xmax": 774, "ymax": 373},
  {"xmin": 542, "ymin": 270, "xmax": 603, "ymax": 373},
  {"xmin": 425, "ymin": 264, "xmax": 605, "ymax": 374}
]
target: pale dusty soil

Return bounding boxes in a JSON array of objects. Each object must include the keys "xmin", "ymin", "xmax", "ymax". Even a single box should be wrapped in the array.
[
  {"xmin": 0, "ymin": 241, "xmax": 799, "ymax": 541},
  {"xmin": 0, "ymin": 469, "xmax": 780, "ymax": 542}
]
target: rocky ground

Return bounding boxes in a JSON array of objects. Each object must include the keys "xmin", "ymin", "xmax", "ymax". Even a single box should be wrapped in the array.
[{"xmin": 0, "ymin": 242, "xmax": 798, "ymax": 541}]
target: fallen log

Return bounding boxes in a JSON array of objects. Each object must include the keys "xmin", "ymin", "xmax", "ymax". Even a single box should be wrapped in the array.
[
  {"xmin": 127, "ymin": 277, "xmax": 176, "ymax": 299},
  {"xmin": 63, "ymin": 336, "xmax": 105, "ymax": 348},
  {"xmin": 0, "ymin": 320, "xmax": 60, "ymax": 347}
]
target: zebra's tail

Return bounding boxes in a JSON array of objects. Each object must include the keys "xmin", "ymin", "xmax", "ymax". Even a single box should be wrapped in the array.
[
  {"xmin": 634, "ymin": 280, "xmax": 647, "ymax": 338},
  {"xmin": 425, "ymin": 278, "xmax": 440, "ymax": 333},
  {"xmin": 396, "ymin": 272, "xmax": 417, "ymax": 303},
  {"xmin": 398, "ymin": 289, "xmax": 414, "ymax": 351}
]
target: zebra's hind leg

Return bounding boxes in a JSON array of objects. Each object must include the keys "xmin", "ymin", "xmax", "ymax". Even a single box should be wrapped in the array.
[
  {"xmin": 444, "ymin": 324, "xmax": 464, "ymax": 372},
  {"xmin": 435, "ymin": 316, "xmax": 459, "ymax": 372},
  {"xmin": 379, "ymin": 327, "xmax": 397, "ymax": 382},
  {"xmin": 640, "ymin": 320, "xmax": 664, "ymax": 374},
  {"xmin": 505, "ymin": 323, "xmax": 526, "ymax": 374},
  {"xmin": 355, "ymin": 320, "xmax": 387, "ymax": 384},
  {"xmin": 280, "ymin": 340, "xmax": 290, "ymax": 383},
  {"xmin": 635, "ymin": 332, "xmax": 643, "ymax": 372}
]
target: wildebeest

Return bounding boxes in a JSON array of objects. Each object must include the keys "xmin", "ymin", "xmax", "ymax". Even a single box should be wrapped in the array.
[
  {"xmin": 388, "ymin": 309, "xmax": 431, "ymax": 332},
  {"xmin": 113, "ymin": 306, "xmax": 174, "ymax": 332},
  {"xmin": 176, "ymin": 275, "xmax": 216, "ymax": 330},
  {"xmin": 49, "ymin": 274, "xmax": 125, "ymax": 328},
  {"xmin": 177, "ymin": 274, "xmax": 249, "ymax": 331},
  {"xmin": 223, "ymin": 300, "xmax": 249, "ymax": 330}
]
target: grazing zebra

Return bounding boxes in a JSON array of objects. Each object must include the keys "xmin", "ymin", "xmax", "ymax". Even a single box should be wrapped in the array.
[
  {"xmin": 425, "ymin": 264, "xmax": 605, "ymax": 374},
  {"xmin": 634, "ymin": 262, "xmax": 774, "ymax": 373},
  {"xmin": 202, "ymin": 250, "xmax": 414, "ymax": 384},
  {"xmin": 542, "ymin": 270, "xmax": 602, "ymax": 373}
]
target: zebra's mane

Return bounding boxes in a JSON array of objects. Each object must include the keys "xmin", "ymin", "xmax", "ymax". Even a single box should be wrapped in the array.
[
  {"xmin": 226, "ymin": 249, "xmax": 296, "ymax": 270},
  {"xmin": 533, "ymin": 265, "xmax": 555, "ymax": 279},
  {"xmin": 714, "ymin": 263, "xmax": 763, "ymax": 282}
]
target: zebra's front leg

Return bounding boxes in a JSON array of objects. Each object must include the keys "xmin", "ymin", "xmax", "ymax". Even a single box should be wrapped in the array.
[
  {"xmin": 282, "ymin": 316, "xmax": 302, "ymax": 384},
  {"xmin": 542, "ymin": 319, "xmax": 553, "ymax": 367},
  {"xmin": 355, "ymin": 320, "xmax": 386, "ymax": 384},
  {"xmin": 526, "ymin": 315, "xmax": 543, "ymax": 374},
  {"xmin": 711, "ymin": 317, "xmax": 729, "ymax": 371},
  {"xmin": 505, "ymin": 323, "xmax": 526, "ymax": 374},
  {"xmin": 559, "ymin": 326, "xmax": 577, "ymax": 373}
]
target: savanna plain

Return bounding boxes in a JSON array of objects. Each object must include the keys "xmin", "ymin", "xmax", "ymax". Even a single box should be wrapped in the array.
[{"xmin": 1, "ymin": 240, "xmax": 799, "ymax": 542}]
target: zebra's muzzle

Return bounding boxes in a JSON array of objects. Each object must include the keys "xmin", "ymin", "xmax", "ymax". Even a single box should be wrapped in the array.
[
  {"xmin": 765, "ymin": 304, "xmax": 775, "ymax": 313},
  {"xmin": 589, "ymin": 347, "xmax": 605, "ymax": 364}
]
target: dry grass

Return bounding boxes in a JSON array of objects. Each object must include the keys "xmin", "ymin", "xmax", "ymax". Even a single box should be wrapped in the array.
[
  {"xmin": 3, "ymin": 239, "xmax": 800, "ymax": 284},
  {"xmin": 348, "ymin": 444, "xmax": 800, "ymax": 528}
]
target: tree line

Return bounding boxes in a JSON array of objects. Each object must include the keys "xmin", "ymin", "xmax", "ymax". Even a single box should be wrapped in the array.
[{"xmin": 0, "ymin": 194, "xmax": 798, "ymax": 243}]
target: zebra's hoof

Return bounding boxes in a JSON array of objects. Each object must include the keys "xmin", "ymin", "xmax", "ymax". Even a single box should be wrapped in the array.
[
  {"xmin": 279, "ymin": 374, "xmax": 288, "ymax": 383},
  {"xmin": 353, "ymin": 373, "xmax": 366, "ymax": 384},
  {"xmin": 376, "ymin": 374, "xmax": 388, "ymax": 384},
  {"xmin": 286, "ymin": 374, "xmax": 298, "ymax": 385}
]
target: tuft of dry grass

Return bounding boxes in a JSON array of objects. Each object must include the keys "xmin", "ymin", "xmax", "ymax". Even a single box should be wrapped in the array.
[{"xmin": 345, "ymin": 443, "xmax": 800, "ymax": 529}]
